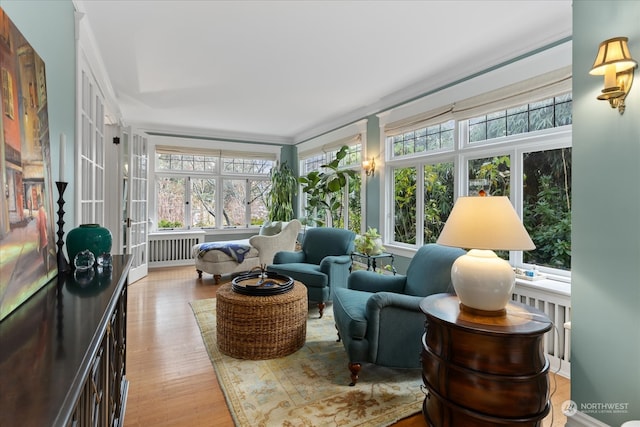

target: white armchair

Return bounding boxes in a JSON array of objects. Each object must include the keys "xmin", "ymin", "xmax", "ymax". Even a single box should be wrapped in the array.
[{"xmin": 249, "ymin": 219, "xmax": 302, "ymax": 267}]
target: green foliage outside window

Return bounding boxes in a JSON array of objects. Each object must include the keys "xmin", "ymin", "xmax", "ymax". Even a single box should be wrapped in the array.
[
  {"xmin": 523, "ymin": 149, "xmax": 572, "ymax": 270},
  {"xmin": 393, "ymin": 167, "xmax": 417, "ymax": 244},
  {"xmin": 299, "ymin": 146, "xmax": 357, "ymax": 227},
  {"xmin": 424, "ymin": 163, "xmax": 454, "ymax": 243}
]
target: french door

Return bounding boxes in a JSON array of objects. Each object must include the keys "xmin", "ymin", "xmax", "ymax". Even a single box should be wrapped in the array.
[{"xmin": 122, "ymin": 127, "xmax": 148, "ymax": 283}]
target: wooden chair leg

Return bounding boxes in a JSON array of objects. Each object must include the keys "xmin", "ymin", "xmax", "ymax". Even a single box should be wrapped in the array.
[
  {"xmin": 348, "ymin": 362, "xmax": 361, "ymax": 386},
  {"xmin": 197, "ymin": 269, "xmax": 203, "ymax": 279},
  {"xmin": 318, "ymin": 302, "xmax": 325, "ymax": 318},
  {"xmin": 214, "ymin": 274, "xmax": 221, "ymax": 284}
]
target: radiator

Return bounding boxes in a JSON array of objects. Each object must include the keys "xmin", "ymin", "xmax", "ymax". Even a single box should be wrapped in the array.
[
  {"xmin": 512, "ymin": 280, "xmax": 572, "ymax": 379},
  {"xmin": 148, "ymin": 230, "xmax": 206, "ymax": 268}
]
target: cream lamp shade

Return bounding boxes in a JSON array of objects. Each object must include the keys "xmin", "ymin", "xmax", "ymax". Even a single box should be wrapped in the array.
[{"xmin": 437, "ymin": 196, "xmax": 535, "ymax": 315}]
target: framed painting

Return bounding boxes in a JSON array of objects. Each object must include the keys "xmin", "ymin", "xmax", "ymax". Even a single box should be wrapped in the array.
[{"xmin": 0, "ymin": 7, "xmax": 57, "ymax": 322}]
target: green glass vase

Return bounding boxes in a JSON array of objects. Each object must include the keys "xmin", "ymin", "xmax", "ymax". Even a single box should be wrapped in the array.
[{"xmin": 66, "ymin": 224, "xmax": 113, "ymax": 268}]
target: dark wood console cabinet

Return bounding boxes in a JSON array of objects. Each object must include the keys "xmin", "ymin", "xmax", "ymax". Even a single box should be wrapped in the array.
[
  {"xmin": 0, "ymin": 255, "xmax": 132, "ymax": 427},
  {"xmin": 420, "ymin": 293, "xmax": 552, "ymax": 427}
]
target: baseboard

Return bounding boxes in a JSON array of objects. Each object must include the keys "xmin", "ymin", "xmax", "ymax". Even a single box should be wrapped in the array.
[{"xmin": 565, "ymin": 411, "xmax": 613, "ymax": 427}]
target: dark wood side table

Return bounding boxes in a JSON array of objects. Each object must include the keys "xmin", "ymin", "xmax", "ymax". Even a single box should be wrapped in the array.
[{"xmin": 420, "ymin": 293, "xmax": 553, "ymax": 427}]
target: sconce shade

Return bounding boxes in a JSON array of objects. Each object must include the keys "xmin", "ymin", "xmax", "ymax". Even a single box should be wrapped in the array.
[
  {"xmin": 590, "ymin": 37, "xmax": 637, "ymax": 76},
  {"xmin": 437, "ymin": 196, "xmax": 534, "ymax": 251}
]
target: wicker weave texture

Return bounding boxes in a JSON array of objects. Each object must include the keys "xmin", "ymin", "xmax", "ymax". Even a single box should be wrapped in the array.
[{"xmin": 216, "ymin": 282, "xmax": 308, "ymax": 359}]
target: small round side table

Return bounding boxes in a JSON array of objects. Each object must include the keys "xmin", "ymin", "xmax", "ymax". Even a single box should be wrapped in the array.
[{"xmin": 216, "ymin": 281, "xmax": 308, "ymax": 359}]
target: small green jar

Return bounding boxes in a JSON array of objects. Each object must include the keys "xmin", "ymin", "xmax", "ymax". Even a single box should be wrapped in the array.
[{"xmin": 66, "ymin": 224, "xmax": 113, "ymax": 268}]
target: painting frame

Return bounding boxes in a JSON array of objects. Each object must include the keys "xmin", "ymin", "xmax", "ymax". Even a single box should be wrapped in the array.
[{"xmin": 0, "ymin": 7, "xmax": 57, "ymax": 322}]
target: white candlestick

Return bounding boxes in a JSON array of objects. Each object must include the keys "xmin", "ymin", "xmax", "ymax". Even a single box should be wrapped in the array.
[{"xmin": 59, "ymin": 133, "xmax": 66, "ymax": 182}]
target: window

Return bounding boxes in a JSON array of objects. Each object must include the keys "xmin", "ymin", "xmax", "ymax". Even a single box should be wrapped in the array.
[
  {"xmin": 392, "ymin": 120, "xmax": 455, "ymax": 157},
  {"xmin": 385, "ymin": 92, "xmax": 572, "ymax": 274},
  {"xmin": 299, "ymin": 142, "xmax": 362, "ymax": 233},
  {"xmin": 522, "ymin": 148, "xmax": 571, "ymax": 269},
  {"xmin": 154, "ymin": 150, "xmax": 274, "ymax": 230}
]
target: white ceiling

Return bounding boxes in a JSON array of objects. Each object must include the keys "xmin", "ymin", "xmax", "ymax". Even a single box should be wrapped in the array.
[{"xmin": 76, "ymin": 0, "xmax": 572, "ymax": 144}]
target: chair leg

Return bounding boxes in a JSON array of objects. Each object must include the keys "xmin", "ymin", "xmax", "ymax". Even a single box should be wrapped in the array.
[
  {"xmin": 214, "ymin": 274, "xmax": 221, "ymax": 284},
  {"xmin": 348, "ymin": 362, "xmax": 361, "ymax": 386},
  {"xmin": 197, "ymin": 269, "xmax": 203, "ymax": 279},
  {"xmin": 318, "ymin": 302, "xmax": 325, "ymax": 318}
]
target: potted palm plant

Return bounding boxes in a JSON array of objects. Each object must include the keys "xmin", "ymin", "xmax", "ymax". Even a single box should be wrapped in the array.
[{"xmin": 266, "ymin": 161, "xmax": 297, "ymax": 222}]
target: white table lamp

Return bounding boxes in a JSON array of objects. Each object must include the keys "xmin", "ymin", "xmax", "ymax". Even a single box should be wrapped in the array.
[{"xmin": 437, "ymin": 195, "xmax": 535, "ymax": 315}]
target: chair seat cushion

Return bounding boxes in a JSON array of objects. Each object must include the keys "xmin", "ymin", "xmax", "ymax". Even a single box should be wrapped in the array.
[
  {"xmin": 333, "ymin": 287, "xmax": 371, "ymax": 340},
  {"xmin": 267, "ymin": 263, "xmax": 327, "ymax": 288}
]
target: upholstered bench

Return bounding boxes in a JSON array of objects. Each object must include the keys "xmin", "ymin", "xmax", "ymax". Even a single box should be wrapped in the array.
[{"xmin": 192, "ymin": 220, "xmax": 301, "ymax": 284}]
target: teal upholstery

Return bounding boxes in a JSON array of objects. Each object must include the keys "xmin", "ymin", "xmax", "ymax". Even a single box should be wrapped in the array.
[
  {"xmin": 268, "ymin": 227, "xmax": 355, "ymax": 318},
  {"xmin": 332, "ymin": 244, "xmax": 465, "ymax": 385}
]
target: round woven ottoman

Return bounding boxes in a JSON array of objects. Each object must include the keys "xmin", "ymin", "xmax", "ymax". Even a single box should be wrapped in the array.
[{"xmin": 216, "ymin": 281, "xmax": 308, "ymax": 359}]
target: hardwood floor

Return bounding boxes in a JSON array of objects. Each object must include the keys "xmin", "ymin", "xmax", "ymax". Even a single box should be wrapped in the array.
[{"xmin": 124, "ymin": 266, "xmax": 570, "ymax": 427}]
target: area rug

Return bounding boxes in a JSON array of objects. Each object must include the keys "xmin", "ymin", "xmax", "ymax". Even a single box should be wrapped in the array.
[{"xmin": 190, "ymin": 298, "xmax": 424, "ymax": 427}]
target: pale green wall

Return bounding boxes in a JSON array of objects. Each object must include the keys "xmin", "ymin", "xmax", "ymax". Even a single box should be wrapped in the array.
[
  {"xmin": 1, "ymin": 0, "xmax": 76, "ymax": 230},
  {"xmin": 572, "ymin": 1, "xmax": 640, "ymax": 425}
]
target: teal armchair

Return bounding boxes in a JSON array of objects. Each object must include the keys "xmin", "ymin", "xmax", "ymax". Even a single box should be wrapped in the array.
[
  {"xmin": 268, "ymin": 227, "xmax": 355, "ymax": 318},
  {"xmin": 332, "ymin": 244, "xmax": 465, "ymax": 385}
]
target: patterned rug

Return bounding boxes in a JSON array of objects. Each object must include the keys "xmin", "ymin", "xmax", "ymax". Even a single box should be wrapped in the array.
[{"xmin": 190, "ymin": 298, "xmax": 424, "ymax": 427}]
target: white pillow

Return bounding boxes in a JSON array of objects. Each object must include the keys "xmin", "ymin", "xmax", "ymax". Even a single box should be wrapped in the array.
[{"xmin": 259, "ymin": 221, "xmax": 282, "ymax": 236}]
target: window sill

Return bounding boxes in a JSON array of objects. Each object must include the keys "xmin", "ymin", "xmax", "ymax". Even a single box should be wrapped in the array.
[{"xmin": 514, "ymin": 276, "xmax": 571, "ymax": 298}]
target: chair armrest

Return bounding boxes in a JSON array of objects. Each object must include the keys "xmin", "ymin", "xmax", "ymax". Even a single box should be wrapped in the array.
[
  {"xmin": 320, "ymin": 255, "xmax": 352, "ymax": 269},
  {"xmin": 347, "ymin": 270, "xmax": 407, "ymax": 293},
  {"xmin": 365, "ymin": 292, "xmax": 423, "ymax": 313},
  {"xmin": 320, "ymin": 255, "xmax": 352, "ymax": 289},
  {"xmin": 364, "ymin": 292, "xmax": 426, "ymax": 364},
  {"xmin": 272, "ymin": 250, "xmax": 305, "ymax": 264}
]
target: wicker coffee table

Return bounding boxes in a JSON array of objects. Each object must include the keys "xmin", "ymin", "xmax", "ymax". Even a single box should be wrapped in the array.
[{"xmin": 216, "ymin": 281, "xmax": 308, "ymax": 359}]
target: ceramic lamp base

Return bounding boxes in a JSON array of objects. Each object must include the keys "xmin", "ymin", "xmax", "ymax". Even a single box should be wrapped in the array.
[{"xmin": 451, "ymin": 249, "xmax": 515, "ymax": 314}]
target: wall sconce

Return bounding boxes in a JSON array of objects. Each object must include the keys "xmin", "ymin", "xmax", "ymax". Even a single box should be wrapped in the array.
[
  {"xmin": 362, "ymin": 158, "xmax": 375, "ymax": 177},
  {"xmin": 589, "ymin": 36, "xmax": 637, "ymax": 114}
]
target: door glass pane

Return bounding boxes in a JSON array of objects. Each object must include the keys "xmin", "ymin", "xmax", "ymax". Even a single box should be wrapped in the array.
[{"xmin": 156, "ymin": 177, "xmax": 185, "ymax": 229}]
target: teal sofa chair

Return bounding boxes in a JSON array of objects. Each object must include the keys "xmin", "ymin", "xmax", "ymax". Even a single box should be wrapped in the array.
[
  {"xmin": 332, "ymin": 243, "xmax": 465, "ymax": 385},
  {"xmin": 268, "ymin": 227, "xmax": 355, "ymax": 318}
]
